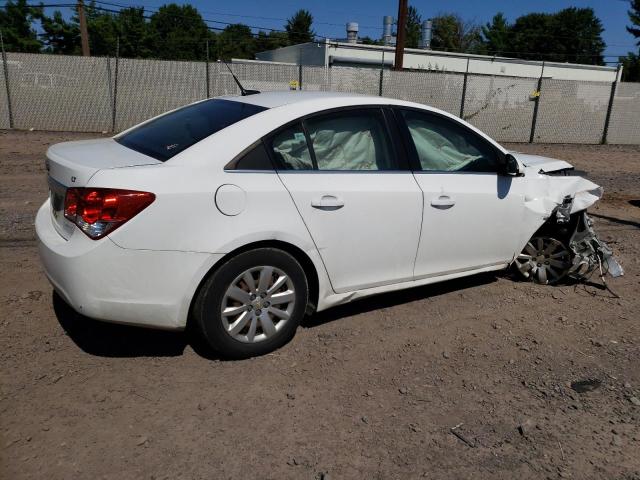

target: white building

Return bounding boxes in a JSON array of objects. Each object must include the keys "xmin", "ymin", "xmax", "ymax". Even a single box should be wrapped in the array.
[{"xmin": 256, "ymin": 40, "xmax": 621, "ymax": 83}]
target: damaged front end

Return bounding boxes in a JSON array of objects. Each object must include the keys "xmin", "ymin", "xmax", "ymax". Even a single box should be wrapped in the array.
[
  {"xmin": 515, "ymin": 197, "xmax": 624, "ymax": 286},
  {"xmin": 566, "ymin": 211, "xmax": 624, "ymax": 281}
]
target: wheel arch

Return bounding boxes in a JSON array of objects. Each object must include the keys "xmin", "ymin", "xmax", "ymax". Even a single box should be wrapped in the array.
[{"xmin": 187, "ymin": 240, "xmax": 320, "ymax": 328}]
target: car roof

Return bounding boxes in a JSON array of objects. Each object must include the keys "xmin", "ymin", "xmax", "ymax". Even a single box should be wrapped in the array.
[{"xmin": 219, "ymin": 90, "xmax": 393, "ymax": 109}]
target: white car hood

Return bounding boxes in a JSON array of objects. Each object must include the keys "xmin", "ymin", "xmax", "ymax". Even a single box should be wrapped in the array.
[{"xmin": 510, "ymin": 152, "xmax": 574, "ymax": 173}]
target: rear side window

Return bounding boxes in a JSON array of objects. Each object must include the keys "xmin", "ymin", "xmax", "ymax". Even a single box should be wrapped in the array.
[
  {"xmin": 270, "ymin": 124, "xmax": 314, "ymax": 170},
  {"xmin": 117, "ymin": 99, "xmax": 267, "ymax": 162},
  {"xmin": 305, "ymin": 110, "xmax": 394, "ymax": 171},
  {"xmin": 227, "ymin": 141, "xmax": 274, "ymax": 170}
]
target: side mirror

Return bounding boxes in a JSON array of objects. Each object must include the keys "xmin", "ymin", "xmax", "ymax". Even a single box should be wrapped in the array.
[{"xmin": 500, "ymin": 153, "xmax": 521, "ymax": 176}]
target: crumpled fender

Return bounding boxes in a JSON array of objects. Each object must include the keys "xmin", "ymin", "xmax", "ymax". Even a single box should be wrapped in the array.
[
  {"xmin": 510, "ymin": 167, "xmax": 604, "ymax": 262},
  {"xmin": 522, "ymin": 173, "xmax": 603, "ymax": 217}
]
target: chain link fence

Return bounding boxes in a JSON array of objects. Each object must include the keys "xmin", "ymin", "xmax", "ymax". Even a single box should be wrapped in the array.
[{"xmin": 1, "ymin": 51, "xmax": 639, "ymax": 144}]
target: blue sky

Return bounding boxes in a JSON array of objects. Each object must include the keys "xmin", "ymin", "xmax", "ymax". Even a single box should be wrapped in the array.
[{"xmin": 42, "ymin": 0, "xmax": 640, "ymax": 62}]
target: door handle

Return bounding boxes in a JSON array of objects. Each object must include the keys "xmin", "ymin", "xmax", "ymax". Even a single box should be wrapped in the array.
[
  {"xmin": 430, "ymin": 195, "xmax": 456, "ymax": 209},
  {"xmin": 311, "ymin": 195, "xmax": 344, "ymax": 211}
]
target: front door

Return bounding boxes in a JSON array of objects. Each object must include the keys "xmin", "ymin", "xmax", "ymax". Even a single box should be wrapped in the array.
[
  {"xmin": 268, "ymin": 108, "xmax": 423, "ymax": 293},
  {"xmin": 395, "ymin": 108, "xmax": 527, "ymax": 279}
]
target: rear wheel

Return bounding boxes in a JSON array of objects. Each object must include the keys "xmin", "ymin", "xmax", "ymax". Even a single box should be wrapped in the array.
[
  {"xmin": 514, "ymin": 236, "xmax": 571, "ymax": 285},
  {"xmin": 193, "ymin": 248, "xmax": 308, "ymax": 359}
]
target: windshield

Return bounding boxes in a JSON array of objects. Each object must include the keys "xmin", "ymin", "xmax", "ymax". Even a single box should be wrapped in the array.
[{"xmin": 116, "ymin": 99, "xmax": 268, "ymax": 162}]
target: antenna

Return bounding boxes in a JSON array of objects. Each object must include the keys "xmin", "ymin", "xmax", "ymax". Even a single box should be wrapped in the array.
[{"xmin": 222, "ymin": 61, "xmax": 260, "ymax": 96}]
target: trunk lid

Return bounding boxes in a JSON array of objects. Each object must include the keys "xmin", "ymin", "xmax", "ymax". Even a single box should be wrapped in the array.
[{"xmin": 46, "ymin": 138, "xmax": 160, "ymax": 239}]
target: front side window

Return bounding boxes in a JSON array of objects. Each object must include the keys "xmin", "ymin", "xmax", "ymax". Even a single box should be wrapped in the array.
[
  {"xmin": 117, "ymin": 99, "xmax": 267, "ymax": 162},
  {"xmin": 304, "ymin": 110, "xmax": 394, "ymax": 171},
  {"xmin": 270, "ymin": 124, "xmax": 314, "ymax": 170},
  {"xmin": 400, "ymin": 110, "xmax": 499, "ymax": 173}
]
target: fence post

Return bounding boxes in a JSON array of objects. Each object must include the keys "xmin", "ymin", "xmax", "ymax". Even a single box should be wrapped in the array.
[
  {"xmin": 298, "ymin": 64, "xmax": 303, "ymax": 90},
  {"xmin": 529, "ymin": 61, "xmax": 545, "ymax": 143},
  {"xmin": 111, "ymin": 37, "xmax": 120, "ymax": 132},
  {"xmin": 0, "ymin": 30, "xmax": 14, "ymax": 129},
  {"xmin": 601, "ymin": 65, "xmax": 620, "ymax": 145},
  {"xmin": 105, "ymin": 55, "xmax": 113, "ymax": 129},
  {"xmin": 459, "ymin": 58, "xmax": 469, "ymax": 118},
  {"xmin": 205, "ymin": 40, "xmax": 210, "ymax": 98},
  {"xmin": 378, "ymin": 51, "xmax": 385, "ymax": 96}
]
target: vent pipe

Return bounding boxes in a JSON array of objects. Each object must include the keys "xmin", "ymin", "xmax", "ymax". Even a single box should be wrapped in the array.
[
  {"xmin": 382, "ymin": 16, "xmax": 393, "ymax": 45},
  {"xmin": 346, "ymin": 22, "xmax": 359, "ymax": 43},
  {"xmin": 420, "ymin": 19, "xmax": 432, "ymax": 49}
]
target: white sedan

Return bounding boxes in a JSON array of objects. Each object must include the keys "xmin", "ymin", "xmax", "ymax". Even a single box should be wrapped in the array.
[{"xmin": 36, "ymin": 91, "xmax": 621, "ymax": 358}]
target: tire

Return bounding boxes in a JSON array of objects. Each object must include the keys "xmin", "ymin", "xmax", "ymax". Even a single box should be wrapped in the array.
[{"xmin": 193, "ymin": 248, "xmax": 308, "ymax": 359}]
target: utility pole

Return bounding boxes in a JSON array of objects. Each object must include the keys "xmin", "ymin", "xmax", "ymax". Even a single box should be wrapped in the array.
[
  {"xmin": 393, "ymin": 0, "xmax": 407, "ymax": 70},
  {"xmin": 77, "ymin": 0, "xmax": 90, "ymax": 56}
]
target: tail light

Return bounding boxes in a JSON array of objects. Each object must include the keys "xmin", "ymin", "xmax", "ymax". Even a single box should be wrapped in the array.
[{"xmin": 64, "ymin": 188, "xmax": 155, "ymax": 239}]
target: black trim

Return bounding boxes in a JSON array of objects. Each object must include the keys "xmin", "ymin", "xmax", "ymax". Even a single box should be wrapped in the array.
[
  {"xmin": 300, "ymin": 120, "xmax": 319, "ymax": 170},
  {"xmin": 224, "ymin": 139, "xmax": 275, "ymax": 171}
]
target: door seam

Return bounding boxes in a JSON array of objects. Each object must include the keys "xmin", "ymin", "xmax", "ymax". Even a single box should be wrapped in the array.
[{"xmin": 274, "ymin": 171, "xmax": 338, "ymax": 294}]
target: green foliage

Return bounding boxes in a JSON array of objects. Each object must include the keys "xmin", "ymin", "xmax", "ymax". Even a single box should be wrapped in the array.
[
  {"xmin": 40, "ymin": 10, "xmax": 78, "ymax": 54},
  {"xmin": 0, "ymin": 0, "xmax": 42, "ymax": 52},
  {"xmin": 147, "ymin": 4, "xmax": 211, "ymax": 60},
  {"xmin": 620, "ymin": 52, "xmax": 640, "ymax": 81},
  {"xmin": 116, "ymin": 7, "xmax": 152, "ymax": 58},
  {"xmin": 255, "ymin": 30, "xmax": 289, "ymax": 53},
  {"xmin": 405, "ymin": 6, "xmax": 422, "ymax": 49},
  {"xmin": 508, "ymin": 8, "xmax": 605, "ymax": 64},
  {"xmin": 217, "ymin": 24, "xmax": 256, "ymax": 60},
  {"xmin": 431, "ymin": 14, "xmax": 483, "ymax": 53},
  {"xmin": 628, "ymin": 0, "xmax": 640, "ymax": 44},
  {"xmin": 482, "ymin": 13, "xmax": 510, "ymax": 56},
  {"xmin": 286, "ymin": 9, "xmax": 314, "ymax": 45},
  {"xmin": 83, "ymin": 2, "xmax": 119, "ymax": 56},
  {"xmin": 360, "ymin": 36, "xmax": 383, "ymax": 46}
]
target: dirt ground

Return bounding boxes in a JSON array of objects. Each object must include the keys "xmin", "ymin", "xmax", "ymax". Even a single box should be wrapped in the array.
[{"xmin": 1, "ymin": 130, "xmax": 639, "ymax": 480}]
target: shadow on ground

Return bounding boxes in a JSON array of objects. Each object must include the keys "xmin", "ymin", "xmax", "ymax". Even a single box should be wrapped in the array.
[
  {"xmin": 303, "ymin": 272, "xmax": 498, "ymax": 328},
  {"xmin": 53, "ymin": 292, "xmax": 189, "ymax": 358},
  {"xmin": 54, "ymin": 273, "xmax": 500, "ymax": 358},
  {"xmin": 590, "ymin": 211, "xmax": 640, "ymax": 229}
]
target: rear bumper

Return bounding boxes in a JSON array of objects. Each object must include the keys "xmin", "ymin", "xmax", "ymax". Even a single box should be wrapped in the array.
[{"xmin": 35, "ymin": 199, "xmax": 222, "ymax": 330}]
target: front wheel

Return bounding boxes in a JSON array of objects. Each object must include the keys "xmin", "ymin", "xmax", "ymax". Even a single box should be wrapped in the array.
[
  {"xmin": 514, "ymin": 236, "xmax": 571, "ymax": 285},
  {"xmin": 193, "ymin": 248, "xmax": 308, "ymax": 359}
]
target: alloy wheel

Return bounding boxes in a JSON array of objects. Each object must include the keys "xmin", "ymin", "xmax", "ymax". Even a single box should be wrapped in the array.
[
  {"xmin": 514, "ymin": 237, "xmax": 571, "ymax": 285},
  {"xmin": 220, "ymin": 266, "xmax": 295, "ymax": 343}
]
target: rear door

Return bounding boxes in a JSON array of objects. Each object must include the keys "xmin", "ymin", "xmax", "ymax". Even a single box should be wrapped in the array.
[{"xmin": 270, "ymin": 107, "xmax": 423, "ymax": 293}]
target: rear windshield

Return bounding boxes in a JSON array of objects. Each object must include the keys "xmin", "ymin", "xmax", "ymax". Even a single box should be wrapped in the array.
[{"xmin": 116, "ymin": 99, "xmax": 267, "ymax": 161}]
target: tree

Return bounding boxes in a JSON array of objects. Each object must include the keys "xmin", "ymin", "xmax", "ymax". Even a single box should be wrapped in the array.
[
  {"xmin": 40, "ymin": 10, "xmax": 78, "ymax": 54},
  {"xmin": 628, "ymin": 0, "xmax": 640, "ymax": 44},
  {"xmin": 360, "ymin": 36, "xmax": 382, "ymax": 46},
  {"xmin": 482, "ymin": 13, "xmax": 510, "ymax": 56},
  {"xmin": 405, "ymin": 6, "xmax": 422, "ymax": 49},
  {"xmin": 509, "ymin": 8, "xmax": 605, "ymax": 65},
  {"xmin": 553, "ymin": 7, "xmax": 605, "ymax": 64},
  {"xmin": 620, "ymin": 52, "xmax": 640, "ymax": 81},
  {"xmin": 286, "ymin": 9, "xmax": 314, "ymax": 45},
  {"xmin": 116, "ymin": 7, "xmax": 152, "ymax": 58},
  {"xmin": 217, "ymin": 24, "xmax": 256, "ymax": 60},
  {"xmin": 255, "ymin": 30, "xmax": 289, "ymax": 53},
  {"xmin": 431, "ymin": 14, "xmax": 483, "ymax": 53},
  {"xmin": 0, "ymin": 0, "xmax": 42, "ymax": 52},
  {"xmin": 83, "ymin": 2, "xmax": 119, "ymax": 56},
  {"xmin": 621, "ymin": 0, "xmax": 640, "ymax": 81},
  {"xmin": 147, "ymin": 4, "xmax": 211, "ymax": 60}
]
